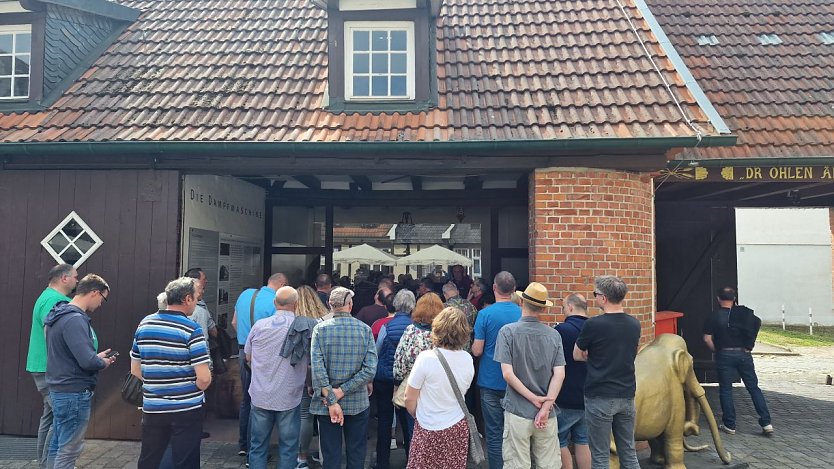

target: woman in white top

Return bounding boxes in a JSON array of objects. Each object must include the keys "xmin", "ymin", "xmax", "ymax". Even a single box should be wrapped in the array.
[{"xmin": 404, "ymin": 306, "xmax": 475, "ymax": 469}]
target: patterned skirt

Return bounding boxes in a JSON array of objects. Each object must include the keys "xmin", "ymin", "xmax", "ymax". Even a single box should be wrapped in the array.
[{"xmin": 406, "ymin": 417, "xmax": 469, "ymax": 469}]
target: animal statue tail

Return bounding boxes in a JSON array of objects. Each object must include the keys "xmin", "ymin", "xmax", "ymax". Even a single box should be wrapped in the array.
[{"xmin": 694, "ymin": 392, "xmax": 733, "ymax": 465}]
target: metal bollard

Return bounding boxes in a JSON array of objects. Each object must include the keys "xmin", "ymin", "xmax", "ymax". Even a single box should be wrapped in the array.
[
  {"xmin": 782, "ymin": 305, "xmax": 785, "ymax": 331},
  {"xmin": 809, "ymin": 308, "xmax": 814, "ymax": 336}
]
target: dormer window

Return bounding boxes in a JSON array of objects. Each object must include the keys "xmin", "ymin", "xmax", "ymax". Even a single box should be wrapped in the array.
[
  {"xmin": 0, "ymin": 24, "xmax": 31, "ymax": 100},
  {"xmin": 345, "ymin": 22, "xmax": 414, "ymax": 100}
]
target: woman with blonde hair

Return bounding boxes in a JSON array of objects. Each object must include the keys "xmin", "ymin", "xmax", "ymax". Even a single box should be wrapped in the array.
[
  {"xmin": 404, "ymin": 307, "xmax": 475, "ymax": 469},
  {"xmin": 293, "ymin": 285, "xmax": 330, "ymax": 468}
]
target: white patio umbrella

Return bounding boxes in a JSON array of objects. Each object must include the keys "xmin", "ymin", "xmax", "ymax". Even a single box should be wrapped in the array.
[
  {"xmin": 333, "ymin": 243, "xmax": 397, "ymax": 266},
  {"xmin": 395, "ymin": 244, "xmax": 473, "ymax": 267}
]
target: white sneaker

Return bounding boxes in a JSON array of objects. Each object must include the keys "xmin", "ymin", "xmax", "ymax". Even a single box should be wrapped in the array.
[
  {"xmin": 718, "ymin": 424, "xmax": 736, "ymax": 435},
  {"xmin": 390, "ymin": 438, "xmax": 397, "ymax": 449},
  {"xmin": 762, "ymin": 424, "xmax": 774, "ymax": 435}
]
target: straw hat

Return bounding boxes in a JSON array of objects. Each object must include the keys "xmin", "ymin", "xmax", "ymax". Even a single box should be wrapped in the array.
[{"xmin": 516, "ymin": 282, "xmax": 554, "ymax": 307}]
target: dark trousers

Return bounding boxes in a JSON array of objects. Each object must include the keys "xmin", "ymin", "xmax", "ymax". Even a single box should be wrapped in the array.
[
  {"xmin": 318, "ymin": 408, "xmax": 369, "ymax": 469},
  {"xmin": 374, "ymin": 381, "xmax": 414, "ymax": 469},
  {"xmin": 239, "ymin": 351, "xmax": 252, "ymax": 451},
  {"xmin": 716, "ymin": 350, "xmax": 771, "ymax": 429},
  {"xmin": 138, "ymin": 407, "xmax": 203, "ymax": 469}
]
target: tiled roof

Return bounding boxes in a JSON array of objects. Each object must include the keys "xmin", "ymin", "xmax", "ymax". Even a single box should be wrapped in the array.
[
  {"xmin": 334, "ymin": 224, "xmax": 394, "ymax": 238},
  {"xmin": 648, "ymin": 0, "xmax": 834, "ymax": 159},
  {"xmin": 0, "ymin": 0, "xmax": 723, "ymax": 143}
]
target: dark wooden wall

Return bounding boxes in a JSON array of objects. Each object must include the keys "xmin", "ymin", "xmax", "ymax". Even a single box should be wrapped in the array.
[
  {"xmin": 0, "ymin": 170, "xmax": 181, "ymax": 439},
  {"xmin": 655, "ymin": 202, "xmax": 737, "ymax": 381}
]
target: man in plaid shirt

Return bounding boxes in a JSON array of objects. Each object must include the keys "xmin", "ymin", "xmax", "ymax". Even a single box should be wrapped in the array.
[{"xmin": 311, "ymin": 287, "xmax": 377, "ymax": 469}]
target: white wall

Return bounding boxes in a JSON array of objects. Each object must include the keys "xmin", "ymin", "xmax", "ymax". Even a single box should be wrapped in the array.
[{"xmin": 736, "ymin": 208, "xmax": 833, "ymax": 325}]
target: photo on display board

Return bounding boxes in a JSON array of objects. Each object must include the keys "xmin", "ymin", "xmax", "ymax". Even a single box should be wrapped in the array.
[{"xmin": 219, "ymin": 265, "xmax": 229, "ymax": 281}]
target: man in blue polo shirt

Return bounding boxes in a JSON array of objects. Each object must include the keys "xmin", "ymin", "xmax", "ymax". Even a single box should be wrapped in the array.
[
  {"xmin": 131, "ymin": 277, "xmax": 211, "ymax": 469},
  {"xmin": 231, "ymin": 272, "xmax": 287, "ymax": 456},
  {"xmin": 472, "ymin": 271, "xmax": 522, "ymax": 469}
]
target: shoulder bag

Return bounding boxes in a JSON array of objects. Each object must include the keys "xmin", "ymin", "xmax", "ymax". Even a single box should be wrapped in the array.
[
  {"xmin": 433, "ymin": 349, "xmax": 486, "ymax": 467},
  {"xmin": 121, "ymin": 372, "xmax": 143, "ymax": 407},
  {"xmin": 392, "ymin": 374, "xmax": 409, "ymax": 407}
]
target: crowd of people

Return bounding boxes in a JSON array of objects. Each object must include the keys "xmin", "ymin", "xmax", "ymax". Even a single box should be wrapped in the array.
[{"xmin": 27, "ymin": 262, "xmax": 657, "ymax": 469}]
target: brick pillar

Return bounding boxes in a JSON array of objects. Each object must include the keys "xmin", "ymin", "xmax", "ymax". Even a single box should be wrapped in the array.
[{"xmin": 529, "ymin": 167, "xmax": 655, "ymax": 343}]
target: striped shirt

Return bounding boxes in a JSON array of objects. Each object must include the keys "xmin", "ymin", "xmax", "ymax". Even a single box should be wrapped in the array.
[
  {"xmin": 310, "ymin": 312, "xmax": 377, "ymax": 416},
  {"xmin": 130, "ymin": 311, "xmax": 211, "ymax": 413}
]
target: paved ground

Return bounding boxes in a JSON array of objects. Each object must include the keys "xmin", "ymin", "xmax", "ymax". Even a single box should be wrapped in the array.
[{"xmin": 2, "ymin": 346, "xmax": 833, "ymax": 468}]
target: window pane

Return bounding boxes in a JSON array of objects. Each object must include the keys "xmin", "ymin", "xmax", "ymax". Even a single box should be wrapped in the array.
[
  {"xmin": 48, "ymin": 233, "xmax": 70, "ymax": 253},
  {"xmin": 391, "ymin": 30, "xmax": 407, "ymax": 51},
  {"xmin": 62, "ymin": 246, "xmax": 83, "ymax": 265},
  {"xmin": 13, "ymin": 77, "xmax": 28, "ymax": 97},
  {"xmin": 353, "ymin": 76, "xmax": 369, "ymax": 96},
  {"xmin": 371, "ymin": 53, "xmax": 388, "ymax": 73},
  {"xmin": 15, "ymin": 54, "xmax": 29, "ymax": 74},
  {"xmin": 390, "ymin": 75, "xmax": 406, "ymax": 96},
  {"xmin": 0, "ymin": 35, "xmax": 12, "ymax": 54},
  {"xmin": 353, "ymin": 30, "xmax": 369, "ymax": 51},
  {"xmin": 353, "ymin": 53, "xmax": 369, "ymax": 73},
  {"xmin": 74, "ymin": 232, "xmax": 96, "ymax": 254},
  {"xmin": 16, "ymin": 33, "xmax": 30, "ymax": 53},
  {"xmin": 371, "ymin": 75, "xmax": 388, "ymax": 96},
  {"xmin": 0, "ymin": 77, "xmax": 10, "ymax": 97},
  {"xmin": 391, "ymin": 53, "xmax": 407, "ymax": 73},
  {"xmin": 63, "ymin": 220, "xmax": 83, "ymax": 238},
  {"xmin": 372, "ymin": 31, "xmax": 388, "ymax": 51},
  {"xmin": 0, "ymin": 56, "xmax": 11, "ymax": 75}
]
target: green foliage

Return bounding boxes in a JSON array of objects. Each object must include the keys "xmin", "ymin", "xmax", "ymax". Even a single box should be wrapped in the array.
[{"xmin": 759, "ymin": 325, "xmax": 834, "ymax": 347}]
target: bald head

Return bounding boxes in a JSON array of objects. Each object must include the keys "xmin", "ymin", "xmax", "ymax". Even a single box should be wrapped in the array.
[
  {"xmin": 268, "ymin": 273, "xmax": 288, "ymax": 290},
  {"xmin": 274, "ymin": 286, "xmax": 298, "ymax": 311},
  {"xmin": 562, "ymin": 293, "xmax": 587, "ymax": 317}
]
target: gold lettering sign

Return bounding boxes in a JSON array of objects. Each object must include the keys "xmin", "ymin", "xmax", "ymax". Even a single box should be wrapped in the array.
[{"xmin": 668, "ymin": 166, "xmax": 830, "ymax": 182}]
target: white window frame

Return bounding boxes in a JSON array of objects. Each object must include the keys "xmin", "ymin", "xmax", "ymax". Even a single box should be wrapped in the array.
[
  {"xmin": 0, "ymin": 24, "xmax": 32, "ymax": 100},
  {"xmin": 40, "ymin": 211, "xmax": 104, "ymax": 268},
  {"xmin": 471, "ymin": 248, "xmax": 482, "ymax": 278},
  {"xmin": 344, "ymin": 21, "xmax": 415, "ymax": 101}
]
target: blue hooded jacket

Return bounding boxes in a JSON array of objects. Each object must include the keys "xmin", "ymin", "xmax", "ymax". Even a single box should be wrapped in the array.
[{"xmin": 45, "ymin": 302, "xmax": 106, "ymax": 392}]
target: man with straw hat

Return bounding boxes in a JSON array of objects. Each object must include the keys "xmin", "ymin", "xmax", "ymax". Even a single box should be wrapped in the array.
[{"xmin": 494, "ymin": 282, "xmax": 566, "ymax": 469}]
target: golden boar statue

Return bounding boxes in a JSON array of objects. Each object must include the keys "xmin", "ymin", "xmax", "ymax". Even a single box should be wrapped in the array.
[{"xmin": 610, "ymin": 334, "xmax": 732, "ymax": 468}]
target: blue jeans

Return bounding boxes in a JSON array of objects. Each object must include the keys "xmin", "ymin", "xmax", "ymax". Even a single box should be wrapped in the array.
[
  {"xmin": 716, "ymin": 350, "xmax": 771, "ymax": 429},
  {"xmin": 47, "ymin": 390, "xmax": 92, "ymax": 469},
  {"xmin": 584, "ymin": 396, "xmax": 639, "ymax": 469},
  {"xmin": 480, "ymin": 388, "xmax": 505, "ymax": 469},
  {"xmin": 557, "ymin": 407, "xmax": 589, "ymax": 448},
  {"xmin": 317, "ymin": 407, "xmax": 369, "ymax": 469},
  {"xmin": 248, "ymin": 404, "xmax": 301, "ymax": 469},
  {"xmin": 32, "ymin": 373, "xmax": 54, "ymax": 469},
  {"xmin": 239, "ymin": 351, "xmax": 252, "ymax": 451}
]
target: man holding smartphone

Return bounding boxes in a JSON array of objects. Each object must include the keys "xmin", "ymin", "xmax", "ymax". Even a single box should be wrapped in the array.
[{"xmin": 44, "ymin": 274, "xmax": 116, "ymax": 469}]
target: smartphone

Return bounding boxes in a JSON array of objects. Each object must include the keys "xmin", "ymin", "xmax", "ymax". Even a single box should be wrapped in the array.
[{"xmin": 105, "ymin": 350, "xmax": 119, "ymax": 359}]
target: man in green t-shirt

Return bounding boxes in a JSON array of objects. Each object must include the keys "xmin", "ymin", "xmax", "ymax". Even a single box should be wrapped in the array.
[{"xmin": 25, "ymin": 264, "xmax": 78, "ymax": 468}]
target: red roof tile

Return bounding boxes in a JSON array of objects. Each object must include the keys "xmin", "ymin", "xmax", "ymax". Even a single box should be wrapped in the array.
[
  {"xmin": 647, "ymin": 0, "xmax": 834, "ymax": 159},
  {"xmin": 0, "ymin": 0, "xmax": 723, "ymax": 144}
]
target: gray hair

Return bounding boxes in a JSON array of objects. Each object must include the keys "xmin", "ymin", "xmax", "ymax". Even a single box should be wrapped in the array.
[
  {"xmin": 564, "ymin": 294, "xmax": 587, "ymax": 313},
  {"xmin": 442, "ymin": 282, "xmax": 459, "ymax": 296},
  {"xmin": 393, "ymin": 289, "xmax": 416, "ymax": 313},
  {"xmin": 275, "ymin": 286, "xmax": 299, "ymax": 307},
  {"xmin": 494, "ymin": 271, "xmax": 516, "ymax": 296},
  {"xmin": 48, "ymin": 264, "xmax": 75, "ymax": 283},
  {"xmin": 595, "ymin": 275, "xmax": 628, "ymax": 304},
  {"xmin": 165, "ymin": 277, "xmax": 196, "ymax": 305},
  {"xmin": 156, "ymin": 292, "xmax": 168, "ymax": 310}
]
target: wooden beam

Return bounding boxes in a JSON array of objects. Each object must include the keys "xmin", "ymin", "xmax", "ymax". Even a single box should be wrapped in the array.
[
  {"xmin": 464, "ymin": 176, "xmax": 482, "ymax": 190},
  {"xmin": 293, "ymin": 175, "xmax": 321, "ymax": 190},
  {"xmin": 411, "ymin": 176, "xmax": 422, "ymax": 191},
  {"xmin": 794, "ymin": 183, "xmax": 834, "ymax": 200},
  {"xmin": 351, "ymin": 175, "xmax": 373, "ymax": 191},
  {"xmin": 268, "ymin": 188, "xmax": 527, "ymax": 207},
  {"xmin": 734, "ymin": 182, "xmax": 820, "ymax": 201}
]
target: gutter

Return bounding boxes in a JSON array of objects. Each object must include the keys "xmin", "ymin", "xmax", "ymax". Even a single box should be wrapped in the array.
[
  {"xmin": 0, "ymin": 136, "xmax": 737, "ymax": 159},
  {"xmin": 670, "ymin": 157, "xmax": 834, "ymax": 168},
  {"xmin": 633, "ymin": 0, "xmax": 732, "ymax": 135}
]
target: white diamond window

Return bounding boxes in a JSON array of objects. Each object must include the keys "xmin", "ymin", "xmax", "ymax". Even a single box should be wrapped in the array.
[{"xmin": 40, "ymin": 211, "xmax": 103, "ymax": 268}]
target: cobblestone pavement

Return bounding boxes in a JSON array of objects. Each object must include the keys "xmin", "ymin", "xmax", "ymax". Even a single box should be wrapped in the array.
[{"xmin": 2, "ymin": 346, "xmax": 833, "ymax": 468}]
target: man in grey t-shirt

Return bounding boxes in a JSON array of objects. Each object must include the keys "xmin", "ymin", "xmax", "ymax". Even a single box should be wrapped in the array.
[{"xmin": 494, "ymin": 282, "xmax": 566, "ymax": 469}]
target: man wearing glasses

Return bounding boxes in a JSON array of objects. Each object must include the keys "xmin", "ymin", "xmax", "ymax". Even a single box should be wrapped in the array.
[
  {"xmin": 44, "ymin": 274, "xmax": 116, "ymax": 469},
  {"xmin": 573, "ymin": 276, "xmax": 641, "ymax": 469}
]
